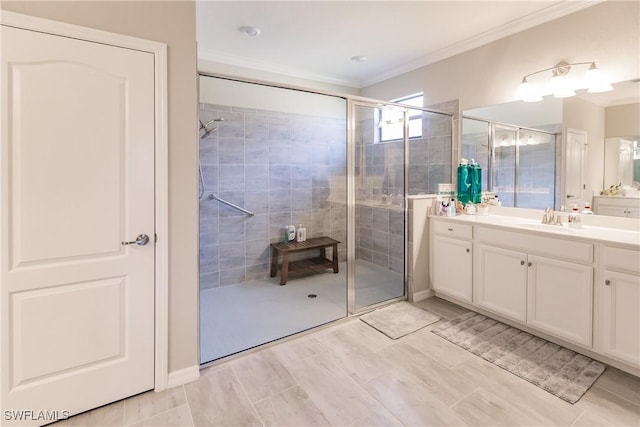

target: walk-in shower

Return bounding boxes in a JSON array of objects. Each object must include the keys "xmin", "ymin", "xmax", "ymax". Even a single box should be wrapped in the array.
[{"xmin": 198, "ymin": 74, "xmax": 453, "ymax": 364}]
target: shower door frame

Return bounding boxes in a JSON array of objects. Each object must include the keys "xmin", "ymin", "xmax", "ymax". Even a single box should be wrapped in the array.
[
  {"xmin": 347, "ymin": 99, "xmax": 410, "ymax": 314},
  {"xmin": 488, "ymin": 122, "xmax": 558, "ymax": 208}
]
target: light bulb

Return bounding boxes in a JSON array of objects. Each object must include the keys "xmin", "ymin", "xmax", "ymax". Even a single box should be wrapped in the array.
[
  {"xmin": 550, "ymin": 74, "xmax": 575, "ymax": 98},
  {"xmin": 586, "ymin": 63, "xmax": 613, "ymax": 93},
  {"xmin": 516, "ymin": 77, "xmax": 542, "ymax": 102}
]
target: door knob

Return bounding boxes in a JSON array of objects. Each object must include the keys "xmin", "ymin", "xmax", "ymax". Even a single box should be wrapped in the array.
[{"xmin": 122, "ymin": 234, "xmax": 150, "ymax": 246}]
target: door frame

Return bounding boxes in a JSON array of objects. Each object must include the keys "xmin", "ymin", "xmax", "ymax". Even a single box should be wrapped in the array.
[
  {"xmin": 0, "ymin": 11, "xmax": 170, "ymax": 391},
  {"xmin": 563, "ymin": 128, "xmax": 587, "ymax": 206}
]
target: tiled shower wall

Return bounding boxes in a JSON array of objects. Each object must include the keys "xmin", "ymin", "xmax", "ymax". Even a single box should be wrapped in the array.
[{"xmin": 199, "ymin": 104, "xmax": 347, "ymax": 290}]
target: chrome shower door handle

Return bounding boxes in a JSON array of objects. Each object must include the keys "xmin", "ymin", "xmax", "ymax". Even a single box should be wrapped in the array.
[{"xmin": 122, "ymin": 234, "xmax": 150, "ymax": 246}]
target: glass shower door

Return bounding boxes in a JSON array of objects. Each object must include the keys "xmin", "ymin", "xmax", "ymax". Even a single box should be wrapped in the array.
[
  {"xmin": 352, "ymin": 103, "xmax": 406, "ymax": 310},
  {"xmin": 491, "ymin": 125, "xmax": 518, "ymax": 207}
]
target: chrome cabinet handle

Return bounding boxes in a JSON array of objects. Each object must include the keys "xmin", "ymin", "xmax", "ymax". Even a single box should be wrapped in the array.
[
  {"xmin": 466, "ymin": 248, "xmax": 470, "ymax": 253},
  {"xmin": 520, "ymin": 260, "xmax": 525, "ymax": 265},
  {"xmin": 122, "ymin": 234, "xmax": 150, "ymax": 246},
  {"xmin": 605, "ymin": 279, "xmax": 611, "ymax": 286},
  {"xmin": 528, "ymin": 262, "xmax": 532, "ymax": 267},
  {"xmin": 447, "ymin": 228, "xmax": 454, "ymax": 231}
]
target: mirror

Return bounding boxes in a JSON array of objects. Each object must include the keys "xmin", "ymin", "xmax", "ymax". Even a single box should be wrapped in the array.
[
  {"xmin": 462, "ymin": 80, "xmax": 640, "ymax": 213},
  {"xmin": 603, "ymin": 136, "xmax": 640, "ymax": 192}
]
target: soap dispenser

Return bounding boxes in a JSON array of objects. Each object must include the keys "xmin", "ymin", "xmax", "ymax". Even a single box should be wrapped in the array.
[{"xmin": 568, "ymin": 205, "xmax": 582, "ymax": 229}]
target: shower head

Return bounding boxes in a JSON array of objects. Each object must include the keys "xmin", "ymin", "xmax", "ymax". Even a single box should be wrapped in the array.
[
  {"xmin": 199, "ymin": 117, "xmax": 224, "ymax": 139},
  {"xmin": 200, "ymin": 117, "xmax": 225, "ymax": 129},
  {"xmin": 200, "ymin": 126, "xmax": 218, "ymax": 139}
]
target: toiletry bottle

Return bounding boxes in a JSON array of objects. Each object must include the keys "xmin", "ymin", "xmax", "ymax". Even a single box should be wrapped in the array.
[
  {"xmin": 288, "ymin": 225, "xmax": 296, "ymax": 242},
  {"xmin": 470, "ymin": 159, "xmax": 482, "ymax": 204},
  {"xmin": 448, "ymin": 198, "xmax": 456, "ymax": 217},
  {"xmin": 301, "ymin": 224, "xmax": 307, "ymax": 242},
  {"xmin": 296, "ymin": 224, "xmax": 304, "ymax": 242},
  {"xmin": 568, "ymin": 206, "xmax": 582, "ymax": 229},
  {"xmin": 580, "ymin": 203, "xmax": 594, "ymax": 215},
  {"xmin": 457, "ymin": 159, "xmax": 471, "ymax": 205},
  {"xmin": 282, "ymin": 226, "xmax": 289, "ymax": 243}
]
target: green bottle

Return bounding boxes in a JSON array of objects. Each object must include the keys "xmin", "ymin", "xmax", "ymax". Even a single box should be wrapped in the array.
[{"xmin": 457, "ymin": 159, "xmax": 471, "ymax": 205}]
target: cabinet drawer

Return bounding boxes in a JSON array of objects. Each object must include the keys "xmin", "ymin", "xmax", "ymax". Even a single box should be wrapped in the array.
[
  {"xmin": 601, "ymin": 245, "xmax": 640, "ymax": 275},
  {"xmin": 476, "ymin": 227, "xmax": 593, "ymax": 264},
  {"xmin": 431, "ymin": 220, "xmax": 472, "ymax": 239}
]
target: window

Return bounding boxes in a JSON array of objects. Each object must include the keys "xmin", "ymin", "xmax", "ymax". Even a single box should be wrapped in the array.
[{"xmin": 379, "ymin": 93, "xmax": 423, "ymax": 142}]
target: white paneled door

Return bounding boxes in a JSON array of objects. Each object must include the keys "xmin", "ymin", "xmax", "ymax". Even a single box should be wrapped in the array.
[{"xmin": 1, "ymin": 24, "xmax": 155, "ymax": 425}]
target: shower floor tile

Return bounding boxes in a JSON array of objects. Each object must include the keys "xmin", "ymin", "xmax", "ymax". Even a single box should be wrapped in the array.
[{"xmin": 200, "ymin": 260, "xmax": 403, "ymax": 363}]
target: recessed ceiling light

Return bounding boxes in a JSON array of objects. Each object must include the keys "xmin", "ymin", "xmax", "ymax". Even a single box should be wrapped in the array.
[
  {"xmin": 351, "ymin": 55, "xmax": 367, "ymax": 63},
  {"xmin": 239, "ymin": 26, "xmax": 260, "ymax": 37}
]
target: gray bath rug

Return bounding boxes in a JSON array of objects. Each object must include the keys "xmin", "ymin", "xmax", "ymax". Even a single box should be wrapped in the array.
[
  {"xmin": 432, "ymin": 312, "xmax": 606, "ymax": 404},
  {"xmin": 360, "ymin": 301, "xmax": 440, "ymax": 339}
]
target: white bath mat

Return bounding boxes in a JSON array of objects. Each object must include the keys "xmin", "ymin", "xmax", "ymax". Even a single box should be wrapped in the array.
[{"xmin": 360, "ymin": 301, "xmax": 440, "ymax": 339}]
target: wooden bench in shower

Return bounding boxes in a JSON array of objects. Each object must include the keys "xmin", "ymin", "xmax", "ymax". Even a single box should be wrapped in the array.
[{"xmin": 270, "ymin": 237, "xmax": 340, "ymax": 285}]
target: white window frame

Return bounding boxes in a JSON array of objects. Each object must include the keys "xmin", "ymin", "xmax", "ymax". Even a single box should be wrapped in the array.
[{"xmin": 378, "ymin": 93, "xmax": 423, "ymax": 143}]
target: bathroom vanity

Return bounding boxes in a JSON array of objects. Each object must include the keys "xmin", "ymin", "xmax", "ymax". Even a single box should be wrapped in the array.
[
  {"xmin": 429, "ymin": 210, "xmax": 640, "ymax": 376},
  {"xmin": 592, "ymin": 195, "xmax": 640, "ymax": 218}
]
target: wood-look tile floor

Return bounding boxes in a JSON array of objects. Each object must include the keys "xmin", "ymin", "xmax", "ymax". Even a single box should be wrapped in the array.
[{"xmin": 54, "ymin": 297, "xmax": 640, "ymax": 427}]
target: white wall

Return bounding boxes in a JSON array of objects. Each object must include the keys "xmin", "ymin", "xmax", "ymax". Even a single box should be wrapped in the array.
[
  {"xmin": 605, "ymin": 103, "xmax": 640, "ymax": 137},
  {"xmin": 200, "ymin": 75, "xmax": 347, "ymax": 118}
]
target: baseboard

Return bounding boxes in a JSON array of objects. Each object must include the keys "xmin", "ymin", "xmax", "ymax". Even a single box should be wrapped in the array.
[
  {"xmin": 411, "ymin": 289, "xmax": 434, "ymax": 302},
  {"xmin": 166, "ymin": 365, "xmax": 200, "ymax": 388}
]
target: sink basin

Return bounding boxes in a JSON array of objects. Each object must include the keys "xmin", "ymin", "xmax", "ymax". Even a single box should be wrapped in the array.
[{"xmin": 514, "ymin": 223, "xmax": 577, "ymax": 233}]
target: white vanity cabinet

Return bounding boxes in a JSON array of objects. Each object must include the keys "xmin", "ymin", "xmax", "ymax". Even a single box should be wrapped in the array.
[
  {"xmin": 430, "ymin": 219, "xmax": 473, "ymax": 302},
  {"xmin": 592, "ymin": 196, "xmax": 640, "ymax": 218},
  {"xmin": 475, "ymin": 243, "xmax": 527, "ymax": 322},
  {"xmin": 597, "ymin": 245, "xmax": 640, "ymax": 368},
  {"xmin": 427, "ymin": 212, "xmax": 639, "ymax": 375},
  {"xmin": 474, "ymin": 227, "xmax": 594, "ymax": 347},
  {"xmin": 526, "ymin": 255, "xmax": 593, "ymax": 347}
]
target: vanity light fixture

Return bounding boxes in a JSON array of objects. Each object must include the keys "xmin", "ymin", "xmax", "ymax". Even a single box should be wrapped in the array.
[{"xmin": 516, "ymin": 61, "xmax": 612, "ymax": 102}]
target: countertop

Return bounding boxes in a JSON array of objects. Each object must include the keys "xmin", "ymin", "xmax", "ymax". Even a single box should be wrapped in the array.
[{"xmin": 431, "ymin": 213, "xmax": 640, "ymax": 247}]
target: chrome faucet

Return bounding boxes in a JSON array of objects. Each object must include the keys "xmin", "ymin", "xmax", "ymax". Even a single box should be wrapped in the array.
[{"xmin": 542, "ymin": 207, "xmax": 563, "ymax": 226}]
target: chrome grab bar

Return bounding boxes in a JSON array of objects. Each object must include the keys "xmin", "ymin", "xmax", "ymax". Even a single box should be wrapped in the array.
[{"xmin": 208, "ymin": 194, "xmax": 255, "ymax": 216}]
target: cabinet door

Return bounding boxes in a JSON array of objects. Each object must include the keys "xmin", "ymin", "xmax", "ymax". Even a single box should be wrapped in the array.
[
  {"xmin": 475, "ymin": 244, "xmax": 527, "ymax": 322},
  {"xmin": 432, "ymin": 235, "xmax": 472, "ymax": 302},
  {"xmin": 527, "ymin": 256, "xmax": 593, "ymax": 347},
  {"xmin": 596, "ymin": 206, "xmax": 629, "ymax": 218},
  {"xmin": 598, "ymin": 270, "xmax": 640, "ymax": 367}
]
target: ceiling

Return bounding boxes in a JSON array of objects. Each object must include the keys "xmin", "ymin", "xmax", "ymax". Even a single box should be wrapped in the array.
[{"xmin": 195, "ymin": 0, "xmax": 603, "ymax": 89}]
